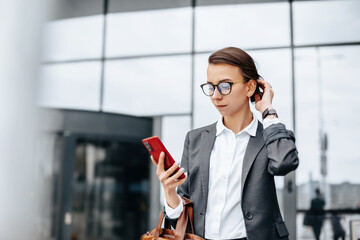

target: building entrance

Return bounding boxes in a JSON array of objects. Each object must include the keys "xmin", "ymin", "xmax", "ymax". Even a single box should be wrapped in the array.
[
  {"xmin": 49, "ymin": 110, "xmax": 153, "ymax": 240},
  {"xmin": 70, "ymin": 138, "xmax": 149, "ymax": 240}
]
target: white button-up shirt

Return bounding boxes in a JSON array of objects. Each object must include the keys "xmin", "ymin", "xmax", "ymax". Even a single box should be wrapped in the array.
[{"xmin": 165, "ymin": 114, "xmax": 281, "ymax": 240}]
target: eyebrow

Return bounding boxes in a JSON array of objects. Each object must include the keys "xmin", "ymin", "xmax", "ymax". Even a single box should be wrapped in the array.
[{"xmin": 207, "ymin": 78, "xmax": 233, "ymax": 84}]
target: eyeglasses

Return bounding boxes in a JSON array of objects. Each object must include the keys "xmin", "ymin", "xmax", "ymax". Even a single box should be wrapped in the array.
[{"xmin": 200, "ymin": 81, "xmax": 243, "ymax": 96}]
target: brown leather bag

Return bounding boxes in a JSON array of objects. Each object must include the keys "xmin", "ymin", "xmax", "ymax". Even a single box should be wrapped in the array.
[{"xmin": 141, "ymin": 197, "xmax": 204, "ymax": 240}]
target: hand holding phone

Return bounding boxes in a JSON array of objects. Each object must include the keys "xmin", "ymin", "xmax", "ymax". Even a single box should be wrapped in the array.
[{"xmin": 142, "ymin": 136, "xmax": 186, "ymax": 179}]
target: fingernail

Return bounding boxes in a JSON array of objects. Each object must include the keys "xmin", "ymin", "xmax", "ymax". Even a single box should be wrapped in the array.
[{"xmin": 180, "ymin": 168, "xmax": 185, "ymax": 173}]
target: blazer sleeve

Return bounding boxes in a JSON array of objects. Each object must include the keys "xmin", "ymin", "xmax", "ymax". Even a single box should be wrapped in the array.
[
  {"xmin": 164, "ymin": 132, "xmax": 191, "ymax": 226},
  {"xmin": 263, "ymin": 123, "xmax": 299, "ymax": 176},
  {"xmin": 177, "ymin": 131, "xmax": 191, "ymax": 198}
]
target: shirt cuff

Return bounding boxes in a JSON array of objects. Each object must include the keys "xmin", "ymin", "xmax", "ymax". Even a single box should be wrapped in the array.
[
  {"xmin": 263, "ymin": 117, "xmax": 282, "ymax": 129},
  {"xmin": 164, "ymin": 195, "xmax": 184, "ymax": 219}
]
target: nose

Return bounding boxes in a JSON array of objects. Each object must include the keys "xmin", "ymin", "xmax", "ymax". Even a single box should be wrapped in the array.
[{"xmin": 211, "ymin": 86, "xmax": 222, "ymax": 100}]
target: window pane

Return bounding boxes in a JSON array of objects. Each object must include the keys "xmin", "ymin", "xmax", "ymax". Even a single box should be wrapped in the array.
[
  {"xmin": 42, "ymin": 15, "xmax": 103, "ymax": 61},
  {"xmin": 247, "ymin": 49, "xmax": 293, "ymax": 129},
  {"xmin": 71, "ymin": 141, "xmax": 149, "ymax": 240},
  {"xmin": 38, "ymin": 62, "xmax": 101, "ymax": 110},
  {"xmin": 106, "ymin": 8, "xmax": 192, "ymax": 57},
  {"xmin": 193, "ymin": 53, "xmax": 219, "ymax": 128},
  {"xmin": 103, "ymin": 56, "xmax": 191, "ymax": 116},
  {"xmin": 293, "ymin": 0, "xmax": 360, "ymax": 45},
  {"xmin": 109, "ymin": 0, "xmax": 191, "ymax": 13},
  {"xmin": 295, "ymin": 46, "xmax": 360, "ymax": 238},
  {"xmin": 49, "ymin": 0, "xmax": 103, "ymax": 20},
  {"xmin": 295, "ymin": 46, "xmax": 360, "ymax": 185},
  {"xmin": 162, "ymin": 116, "xmax": 191, "ymax": 163},
  {"xmin": 195, "ymin": 2, "xmax": 290, "ymax": 52},
  {"xmin": 194, "ymin": 49, "xmax": 293, "ymax": 129},
  {"xmin": 160, "ymin": 115, "xmax": 191, "ymax": 206}
]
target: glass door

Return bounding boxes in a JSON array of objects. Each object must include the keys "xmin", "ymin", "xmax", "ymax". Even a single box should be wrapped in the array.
[{"xmin": 70, "ymin": 138, "xmax": 149, "ymax": 240}]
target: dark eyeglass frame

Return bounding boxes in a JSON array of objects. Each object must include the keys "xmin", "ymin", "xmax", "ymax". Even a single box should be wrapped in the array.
[{"xmin": 200, "ymin": 81, "xmax": 243, "ymax": 96}]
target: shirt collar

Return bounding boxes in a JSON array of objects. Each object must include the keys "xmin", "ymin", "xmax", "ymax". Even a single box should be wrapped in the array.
[{"xmin": 216, "ymin": 113, "xmax": 258, "ymax": 137}]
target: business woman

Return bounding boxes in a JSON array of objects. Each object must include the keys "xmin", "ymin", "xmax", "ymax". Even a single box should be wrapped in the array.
[{"xmin": 151, "ymin": 47, "xmax": 299, "ymax": 240}]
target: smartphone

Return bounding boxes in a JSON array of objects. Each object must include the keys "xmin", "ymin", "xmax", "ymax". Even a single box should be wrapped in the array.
[
  {"xmin": 142, "ymin": 136, "xmax": 186, "ymax": 179},
  {"xmin": 250, "ymin": 83, "xmax": 263, "ymax": 102}
]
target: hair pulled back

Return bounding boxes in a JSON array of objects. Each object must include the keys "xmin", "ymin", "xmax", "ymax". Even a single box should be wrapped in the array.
[{"xmin": 208, "ymin": 47, "xmax": 262, "ymax": 82}]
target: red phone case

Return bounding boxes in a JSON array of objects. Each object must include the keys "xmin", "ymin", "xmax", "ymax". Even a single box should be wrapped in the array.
[{"xmin": 142, "ymin": 136, "xmax": 185, "ymax": 179}]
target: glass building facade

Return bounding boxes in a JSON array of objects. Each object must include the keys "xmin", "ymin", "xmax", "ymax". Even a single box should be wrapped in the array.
[{"xmin": 37, "ymin": 0, "xmax": 360, "ymax": 239}]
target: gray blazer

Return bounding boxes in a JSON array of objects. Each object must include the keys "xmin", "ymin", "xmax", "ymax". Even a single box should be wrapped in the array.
[{"xmin": 167, "ymin": 122, "xmax": 299, "ymax": 240}]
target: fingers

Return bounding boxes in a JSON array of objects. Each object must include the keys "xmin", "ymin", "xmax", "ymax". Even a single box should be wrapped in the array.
[
  {"xmin": 155, "ymin": 152, "xmax": 178, "ymax": 175},
  {"xmin": 152, "ymin": 151, "xmax": 187, "ymax": 190},
  {"xmin": 168, "ymin": 167, "xmax": 185, "ymax": 182},
  {"xmin": 257, "ymin": 79, "xmax": 273, "ymax": 92},
  {"xmin": 155, "ymin": 152, "xmax": 181, "ymax": 177},
  {"xmin": 166, "ymin": 170, "xmax": 187, "ymax": 189},
  {"xmin": 256, "ymin": 79, "xmax": 274, "ymax": 103},
  {"xmin": 158, "ymin": 161, "xmax": 181, "ymax": 182},
  {"xmin": 164, "ymin": 160, "xmax": 181, "ymax": 178},
  {"xmin": 150, "ymin": 155, "xmax": 157, "ymax": 166},
  {"xmin": 257, "ymin": 79, "xmax": 265, "ymax": 87},
  {"xmin": 254, "ymin": 93, "xmax": 261, "ymax": 103},
  {"xmin": 254, "ymin": 79, "xmax": 274, "ymax": 113},
  {"xmin": 173, "ymin": 174, "xmax": 187, "ymax": 187},
  {"xmin": 156, "ymin": 152, "xmax": 165, "ymax": 176}
]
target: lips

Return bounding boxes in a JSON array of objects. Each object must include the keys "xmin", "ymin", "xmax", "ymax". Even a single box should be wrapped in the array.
[{"xmin": 217, "ymin": 105, "xmax": 227, "ymax": 108}]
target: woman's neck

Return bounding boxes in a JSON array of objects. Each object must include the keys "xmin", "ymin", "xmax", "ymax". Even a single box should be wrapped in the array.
[{"xmin": 223, "ymin": 108, "xmax": 253, "ymax": 135}]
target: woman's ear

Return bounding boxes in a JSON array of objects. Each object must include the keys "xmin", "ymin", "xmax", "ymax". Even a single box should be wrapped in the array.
[{"xmin": 247, "ymin": 79, "xmax": 257, "ymax": 98}]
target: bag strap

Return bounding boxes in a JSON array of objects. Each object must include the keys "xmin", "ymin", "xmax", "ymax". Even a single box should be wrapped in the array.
[
  {"xmin": 154, "ymin": 211, "xmax": 165, "ymax": 239},
  {"xmin": 181, "ymin": 197, "xmax": 195, "ymax": 234},
  {"xmin": 154, "ymin": 197, "xmax": 195, "ymax": 240},
  {"xmin": 173, "ymin": 203, "xmax": 189, "ymax": 239}
]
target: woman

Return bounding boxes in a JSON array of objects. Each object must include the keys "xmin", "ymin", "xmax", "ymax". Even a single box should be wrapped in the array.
[{"xmin": 151, "ymin": 47, "xmax": 299, "ymax": 240}]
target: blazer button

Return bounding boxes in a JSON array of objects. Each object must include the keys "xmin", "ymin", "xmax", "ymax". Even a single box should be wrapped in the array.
[{"xmin": 245, "ymin": 212, "xmax": 253, "ymax": 220}]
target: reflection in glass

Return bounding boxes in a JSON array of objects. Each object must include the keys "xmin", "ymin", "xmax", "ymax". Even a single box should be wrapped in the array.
[
  {"xmin": 38, "ymin": 62, "xmax": 101, "ymax": 110},
  {"xmin": 71, "ymin": 139, "xmax": 149, "ymax": 240},
  {"xmin": 295, "ymin": 46, "xmax": 360, "ymax": 185},
  {"xmin": 42, "ymin": 15, "xmax": 104, "ymax": 61},
  {"xmin": 103, "ymin": 55, "xmax": 192, "ymax": 116},
  {"xmin": 195, "ymin": 2, "xmax": 290, "ymax": 52},
  {"xmin": 106, "ymin": 8, "xmax": 192, "ymax": 57},
  {"xmin": 293, "ymin": 0, "xmax": 360, "ymax": 45},
  {"xmin": 295, "ymin": 46, "xmax": 360, "ymax": 239}
]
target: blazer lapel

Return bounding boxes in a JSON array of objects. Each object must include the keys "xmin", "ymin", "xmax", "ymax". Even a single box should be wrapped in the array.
[
  {"xmin": 199, "ymin": 123, "xmax": 217, "ymax": 204},
  {"xmin": 241, "ymin": 122, "xmax": 265, "ymax": 195}
]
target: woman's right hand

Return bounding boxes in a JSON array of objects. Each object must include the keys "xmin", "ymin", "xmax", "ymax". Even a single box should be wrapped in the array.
[{"xmin": 150, "ymin": 152, "xmax": 187, "ymax": 208}]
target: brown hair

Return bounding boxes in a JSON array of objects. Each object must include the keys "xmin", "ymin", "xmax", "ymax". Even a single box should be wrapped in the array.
[{"xmin": 208, "ymin": 47, "xmax": 262, "ymax": 82}]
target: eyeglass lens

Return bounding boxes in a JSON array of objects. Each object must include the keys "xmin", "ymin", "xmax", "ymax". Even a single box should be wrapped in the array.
[{"xmin": 202, "ymin": 82, "xmax": 231, "ymax": 96}]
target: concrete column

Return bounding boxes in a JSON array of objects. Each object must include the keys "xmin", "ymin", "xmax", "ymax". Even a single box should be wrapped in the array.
[{"xmin": 148, "ymin": 117, "xmax": 162, "ymax": 228}]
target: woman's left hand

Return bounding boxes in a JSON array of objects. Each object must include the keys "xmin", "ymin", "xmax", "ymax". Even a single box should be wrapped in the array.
[{"xmin": 254, "ymin": 79, "xmax": 274, "ymax": 114}]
